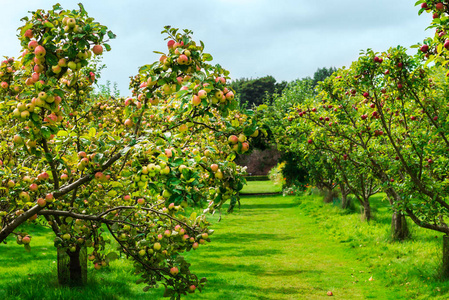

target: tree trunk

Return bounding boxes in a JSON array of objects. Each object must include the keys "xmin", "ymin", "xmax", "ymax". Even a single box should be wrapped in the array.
[
  {"xmin": 58, "ymin": 246, "xmax": 87, "ymax": 286},
  {"xmin": 340, "ymin": 183, "xmax": 350, "ymax": 209},
  {"xmin": 362, "ymin": 200, "xmax": 371, "ymax": 221},
  {"xmin": 322, "ymin": 187, "xmax": 335, "ymax": 203},
  {"xmin": 391, "ymin": 211, "xmax": 410, "ymax": 241},
  {"xmin": 443, "ymin": 236, "xmax": 449, "ymax": 278}
]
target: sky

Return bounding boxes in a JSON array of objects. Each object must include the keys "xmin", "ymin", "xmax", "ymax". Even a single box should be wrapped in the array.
[{"xmin": 0, "ymin": 0, "xmax": 433, "ymax": 96}]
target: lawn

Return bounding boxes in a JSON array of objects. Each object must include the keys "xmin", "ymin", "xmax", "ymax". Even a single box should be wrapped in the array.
[
  {"xmin": 240, "ymin": 180, "xmax": 282, "ymax": 194},
  {"xmin": 1, "ymin": 183, "xmax": 449, "ymax": 299}
]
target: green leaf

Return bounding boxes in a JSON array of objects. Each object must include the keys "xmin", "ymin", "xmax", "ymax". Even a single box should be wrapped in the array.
[
  {"xmin": 23, "ymin": 53, "xmax": 34, "ymax": 66},
  {"xmin": 46, "ymin": 52, "xmax": 58, "ymax": 66},
  {"xmin": 89, "ymin": 127, "xmax": 97, "ymax": 137},
  {"xmin": 41, "ymin": 127, "xmax": 51, "ymax": 139},
  {"xmin": 203, "ymin": 53, "xmax": 213, "ymax": 61},
  {"xmin": 57, "ymin": 130, "xmax": 68, "ymax": 137},
  {"xmin": 104, "ymin": 43, "xmax": 111, "ymax": 51},
  {"xmin": 44, "ymin": 22, "xmax": 55, "ymax": 28},
  {"xmin": 107, "ymin": 31, "xmax": 117, "ymax": 40}
]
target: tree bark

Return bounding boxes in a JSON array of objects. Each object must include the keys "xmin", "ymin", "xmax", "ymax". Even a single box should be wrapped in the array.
[
  {"xmin": 322, "ymin": 186, "xmax": 336, "ymax": 203},
  {"xmin": 58, "ymin": 246, "xmax": 87, "ymax": 286},
  {"xmin": 340, "ymin": 183, "xmax": 351, "ymax": 209},
  {"xmin": 391, "ymin": 211, "xmax": 410, "ymax": 241},
  {"xmin": 362, "ymin": 200, "xmax": 371, "ymax": 221}
]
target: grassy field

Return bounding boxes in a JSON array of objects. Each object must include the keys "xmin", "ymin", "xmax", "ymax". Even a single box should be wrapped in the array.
[
  {"xmin": 240, "ymin": 180, "xmax": 282, "ymax": 194},
  {"xmin": 1, "ymin": 183, "xmax": 449, "ymax": 299}
]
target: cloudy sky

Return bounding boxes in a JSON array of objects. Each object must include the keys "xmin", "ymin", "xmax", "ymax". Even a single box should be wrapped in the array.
[{"xmin": 0, "ymin": 0, "xmax": 433, "ymax": 96}]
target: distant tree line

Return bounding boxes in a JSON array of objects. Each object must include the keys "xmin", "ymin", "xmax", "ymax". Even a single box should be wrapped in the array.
[{"xmin": 231, "ymin": 67, "xmax": 337, "ymax": 109}]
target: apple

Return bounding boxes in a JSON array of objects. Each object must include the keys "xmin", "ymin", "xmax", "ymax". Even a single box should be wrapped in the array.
[
  {"xmin": 60, "ymin": 173, "xmax": 69, "ymax": 181},
  {"xmin": 124, "ymin": 119, "xmax": 133, "ymax": 127},
  {"xmin": 19, "ymin": 191, "xmax": 30, "ymax": 201},
  {"xmin": 177, "ymin": 54, "xmax": 188, "ymax": 64},
  {"xmin": 192, "ymin": 95, "xmax": 201, "ymax": 106},
  {"xmin": 22, "ymin": 236, "xmax": 31, "ymax": 244},
  {"xmin": 94, "ymin": 263, "xmax": 101, "ymax": 270},
  {"xmin": 170, "ymin": 267, "xmax": 179, "ymax": 276},
  {"xmin": 67, "ymin": 18, "xmax": 76, "ymax": 28},
  {"xmin": 214, "ymin": 170, "xmax": 223, "ymax": 179},
  {"xmin": 436, "ymin": 2, "xmax": 444, "ymax": 10},
  {"xmin": 92, "ymin": 45, "xmax": 103, "ymax": 55},
  {"xmin": 198, "ymin": 89, "xmax": 207, "ymax": 99},
  {"xmin": 228, "ymin": 135, "xmax": 238, "ymax": 144},
  {"xmin": 123, "ymin": 195, "xmax": 131, "ymax": 201},
  {"xmin": 307, "ymin": 139, "xmax": 313, "ymax": 144},
  {"xmin": 37, "ymin": 198, "xmax": 46, "ymax": 207},
  {"xmin": 67, "ymin": 61, "xmax": 77, "ymax": 70},
  {"xmin": 29, "ymin": 183, "xmax": 38, "ymax": 192},
  {"xmin": 167, "ymin": 39, "xmax": 175, "ymax": 49},
  {"xmin": 164, "ymin": 230, "xmax": 171, "ymax": 237},
  {"xmin": 241, "ymin": 142, "xmax": 249, "ymax": 152},
  {"xmin": 45, "ymin": 193, "xmax": 54, "ymax": 203},
  {"xmin": 327, "ymin": 291, "xmax": 333, "ymax": 296},
  {"xmin": 153, "ymin": 242, "xmax": 161, "ymax": 251},
  {"xmin": 420, "ymin": 44, "xmax": 429, "ymax": 53},
  {"xmin": 226, "ymin": 91, "xmax": 234, "ymax": 100},
  {"xmin": 165, "ymin": 149, "xmax": 173, "ymax": 157},
  {"xmin": 137, "ymin": 198, "xmax": 145, "ymax": 205},
  {"xmin": 0, "ymin": 82, "xmax": 8, "ymax": 89},
  {"xmin": 24, "ymin": 29, "xmax": 33, "ymax": 39},
  {"xmin": 34, "ymin": 45, "xmax": 46, "ymax": 58},
  {"xmin": 160, "ymin": 166, "xmax": 170, "ymax": 175},
  {"xmin": 57, "ymin": 58, "xmax": 67, "ymax": 68},
  {"xmin": 179, "ymin": 123, "xmax": 188, "ymax": 132},
  {"xmin": 210, "ymin": 164, "xmax": 219, "ymax": 172},
  {"xmin": 238, "ymin": 134, "xmax": 246, "ymax": 143},
  {"xmin": 215, "ymin": 77, "xmax": 226, "ymax": 84},
  {"xmin": 38, "ymin": 172, "xmax": 49, "ymax": 181},
  {"xmin": 28, "ymin": 40, "xmax": 38, "ymax": 51},
  {"xmin": 7, "ymin": 180, "xmax": 15, "ymax": 188}
]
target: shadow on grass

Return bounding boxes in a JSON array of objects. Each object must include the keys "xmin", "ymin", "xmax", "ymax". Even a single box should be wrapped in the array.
[
  {"xmin": 0, "ymin": 269, "xmax": 158, "ymax": 300},
  {"xmin": 239, "ymin": 202, "xmax": 300, "ymax": 210},
  {"xmin": 200, "ymin": 247, "xmax": 282, "ymax": 259},
  {"xmin": 215, "ymin": 232, "xmax": 294, "ymax": 243}
]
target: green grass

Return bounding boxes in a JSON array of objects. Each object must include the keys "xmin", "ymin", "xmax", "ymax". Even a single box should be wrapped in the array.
[
  {"xmin": 240, "ymin": 180, "xmax": 282, "ymax": 194},
  {"xmin": 1, "ymin": 183, "xmax": 449, "ymax": 299}
]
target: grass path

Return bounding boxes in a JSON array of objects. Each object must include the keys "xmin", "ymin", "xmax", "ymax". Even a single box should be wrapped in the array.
[
  {"xmin": 1, "ymin": 192, "xmax": 442, "ymax": 299},
  {"xmin": 185, "ymin": 195, "xmax": 403, "ymax": 299}
]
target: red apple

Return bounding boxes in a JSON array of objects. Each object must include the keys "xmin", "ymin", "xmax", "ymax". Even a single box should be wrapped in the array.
[
  {"xmin": 92, "ymin": 45, "xmax": 103, "ymax": 55},
  {"xmin": 420, "ymin": 44, "xmax": 429, "ymax": 52},
  {"xmin": 170, "ymin": 267, "xmax": 179, "ymax": 276},
  {"xmin": 34, "ymin": 45, "xmax": 46, "ymax": 58}
]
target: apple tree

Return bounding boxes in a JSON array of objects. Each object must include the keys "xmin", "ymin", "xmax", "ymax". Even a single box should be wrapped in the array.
[{"xmin": 0, "ymin": 4, "xmax": 257, "ymax": 298}]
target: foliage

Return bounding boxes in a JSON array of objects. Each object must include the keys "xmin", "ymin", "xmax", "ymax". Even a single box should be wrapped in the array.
[
  {"xmin": 0, "ymin": 4, "xmax": 258, "ymax": 298},
  {"xmin": 94, "ymin": 80, "xmax": 121, "ymax": 98},
  {"xmin": 268, "ymin": 162, "xmax": 285, "ymax": 187},
  {"xmin": 230, "ymin": 75, "xmax": 287, "ymax": 109}
]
